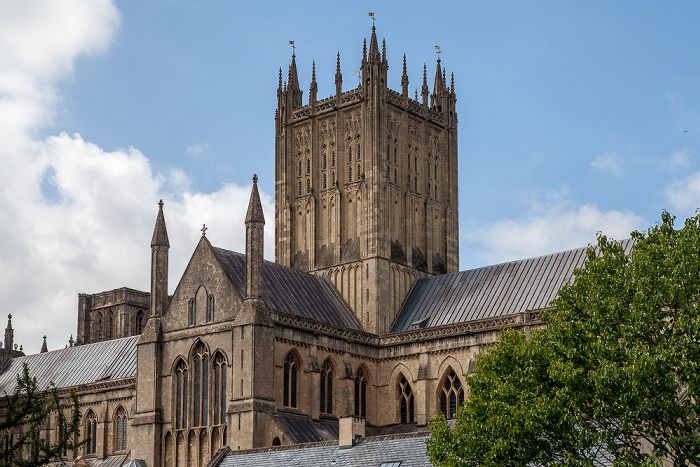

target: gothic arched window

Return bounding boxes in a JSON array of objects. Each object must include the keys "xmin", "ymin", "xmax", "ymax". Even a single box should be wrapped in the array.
[
  {"xmin": 349, "ymin": 167, "xmax": 352, "ymax": 183},
  {"xmin": 174, "ymin": 359, "xmax": 188, "ymax": 429},
  {"xmin": 192, "ymin": 342, "xmax": 209, "ymax": 427},
  {"xmin": 332, "ymin": 172, "xmax": 336, "ymax": 187},
  {"xmin": 189, "ymin": 299, "xmax": 196, "ymax": 326},
  {"xmin": 272, "ymin": 437, "xmax": 281, "ymax": 446},
  {"xmin": 97, "ymin": 312, "xmax": 103, "ymax": 341},
  {"xmin": 212, "ymin": 352, "xmax": 227, "ymax": 425},
  {"xmin": 440, "ymin": 369, "xmax": 464, "ymax": 419},
  {"xmin": 357, "ymin": 165, "xmax": 361, "ymax": 180},
  {"xmin": 207, "ymin": 296, "xmax": 215, "ymax": 323},
  {"xmin": 398, "ymin": 375, "xmax": 414, "ymax": 424},
  {"xmin": 85, "ymin": 410, "xmax": 97, "ymax": 455},
  {"xmin": 298, "ymin": 160, "xmax": 302, "ymax": 177},
  {"xmin": 107, "ymin": 310, "xmax": 113, "ymax": 340},
  {"xmin": 283, "ymin": 352, "xmax": 298, "ymax": 408},
  {"xmin": 306, "ymin": 178, "xmax": 310, "ymax": 193},
  {"xmin": 320, "ymin": 359, "xmax": 334, "ymax": 415},
  {"xmin": 306, "ymin": 158, "xmax": 310, "ymax": 175},
  {"xmin": 136, "ymin": 310, "xmax": 143, "ymax": 334},
  {"xmin": 114, "ymin": 407, "xmax": 127, "ymax": 452},
  {"xmin": 323, "ymin": 154, "xmax": 327, "ymax": 171},
  {"xmin": 357, "ymin": 144, "xmax": 361, "ymax": 160},
  {"xmin": 348, "ymin": 146, "xmax": 352, "ymax": 163},
  {"xmin": 354, "ymin": 367, "xmax": 367, "ymax": 417}
]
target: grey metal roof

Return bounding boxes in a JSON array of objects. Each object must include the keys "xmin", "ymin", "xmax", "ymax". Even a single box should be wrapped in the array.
[
  {"xmin": 0, "ymin": 335, "xmax": 138, "ymax": 393},
  {"xmin": 214, "ymin": 247, "xmax": 362, "ymax": 330},
  {"xmin": 392, "ymin": 240, "xmax": 635, "ymax": 332},
  {"xmin": 217, "ymin": 434, "xmax": 432, "ymax": 467}
]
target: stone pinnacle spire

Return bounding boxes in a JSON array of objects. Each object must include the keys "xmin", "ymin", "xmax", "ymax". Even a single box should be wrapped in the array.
[
  {"xmin": 151, "ymin": 199, "xmax": 170, "ymax": 248},
  {"xmin": 245, "ymin": 174, "xmax": 265, "ymax": 300},
  {"xmin": 288, "ymin": 53, "xmax": 300, "ymax": 91},
  {"xmin": 433, "ymin": 57, "xmax": 444, "ymax": 96},
  {"xmin": 41, "ymin": 335, "xmax": 48, "ymax": 353},
  {"xmin": 245, "ymin": 174, "xmax": 265, "ymax": 225},
  {"xmin": 401, "ymin": 53, "xmax": 409, "ymax": 96},
  {"xmin": 369, "ymin": 25, "xmax": 380, "ymax": 62},
  {"xmin": 4, "ymin": 314, "xmax": 13, "ymax": 351}
]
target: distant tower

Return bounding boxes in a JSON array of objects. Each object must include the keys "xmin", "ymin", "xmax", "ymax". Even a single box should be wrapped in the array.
[
  {"xmin": 150, "ymin": 199, "xmax": 170, "ymax": 317},
  {"xmin": 275, "ymin": 27, "xmax": 459, "ymax": 333}
]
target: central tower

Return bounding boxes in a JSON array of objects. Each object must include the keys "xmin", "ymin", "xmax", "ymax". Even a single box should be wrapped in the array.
[{"xmin": 275, "ymin": 27, "xmax": 458, "ymax": 333}]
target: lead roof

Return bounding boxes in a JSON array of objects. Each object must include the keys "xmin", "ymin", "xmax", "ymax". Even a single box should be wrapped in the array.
[
  {"xmin": 213, "ymin": 247, "xmax": 362, "ymax": 330},
  {"xmin": 392, "ymin": 240, "xmax": 635, "ymax": 332},
  {"xmin": 0, "ymin": 335, "xmax": 138, "ymax": 393}
]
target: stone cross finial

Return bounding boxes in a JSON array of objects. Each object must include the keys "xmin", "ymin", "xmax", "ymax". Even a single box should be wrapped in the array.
[
  {"xmin": 253, "ymin": 174, "xmax": 258, "ymax": 183},
  {"xmin": 201, "ymin": 224, "xmax": 207, "ymax": 237},
  {"xmin": 158, "ymin": 199, "xmax": 164, "ymax": 208}
]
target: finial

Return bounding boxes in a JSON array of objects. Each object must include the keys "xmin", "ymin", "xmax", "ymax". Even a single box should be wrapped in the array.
[
  {"xmin": 415, "ymin": 89, "xmax": 419, "ymax": 100},
  {"xmin": 41, "ymin": 335, "xmax": 48, "ymax": 353},
  {"xmin": 451, "ymin": 72, "xmax": 455, "ymax": 96},
  {"xmin": 363, "ymin": 38, "xmax": 367, "ymax": 62},
  {"xmin": 382, "ymin": 38, "xmax": 386, "ymax": 62},
  {"xmin": 253, "ymin": 174, "xmax": 258, "ymax": 183},
  {"xmin": 336, "ymin": 52, "xmax": 341, "ymax": 74},
  {"xmin": 423, "ymin": 63, "xmax": 427, "ymax": 85},
  {"xmin": 278, "ymin": 67, "xmax": 283, "ymax": 89},
  {"xmin": 403, "ymin": 54, "xmax": 407, "ymax": 75},
  {"xmin": 312, "ymin": 60, "xmax": 316, "ymax": 83},
  {"xmin": 158, "ymin": 199, "xmax": 164, "ymax": 208},
  {"xmin": 368, "ymin": 11, "xmax": 375, "ymax": 27},
  {"xmin": 289, "ymin": 40, "xmax": 295, "ymax": 56},
  {"xmin": 201, "ymin": 224, "xmax": 207, "ymax": 237},
  {"xmin": 7, "ymin": 314, "xmax": 11, "ymax": 321},
  {"xmin": 69, "ymin": 335, "xmax": 74, "ymax": 347}
]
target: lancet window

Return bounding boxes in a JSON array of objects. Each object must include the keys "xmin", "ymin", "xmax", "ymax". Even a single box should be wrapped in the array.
[
  {"xmin": 207, "ymin": 296, "xmax": 214, "ymax": 323},
  {"xmin": 319, "ymin": 359, "xmax": 334, "ymax": 415},
  {"xmin": 85, "ymin": 410, "xmax": 97, "ymax": 455},
  {"xmin": 114, "ymin": 407, "xmax": 127, "ymax": 452},
  {"xmin": 97, "ymin": 312, "xmax": 103, "ymax": 341},
  {"xmin": 136, "ymin": 310, "xmax": 143, "ymax": 334},
  {"xmin": 174, "ymin": 359, "xmax": 188, "ymax": 429},
  {"xmin": 189, "ymin": 299, "xmax": 195, "ymax": 326},
  {"xmin": 398, "ymin": 375, "xmax": 414, "ymax": 424},
  {"xmin": 440, "ymin": 369, "xmax": 464, "ymax": 419},
  {"xmin": 283, "ymin": 352, "xmax": 298, "ymax": 408},
  {"xmin": 354, "ymin": 367, "xmax": 367, "ymax": 417},
  {"xmin": 192, "ymin": 342, "xmax": 209, "ymax": 427},
  {"xmin": 107, "ymin": 310, "xmax": 113, "ymax": 340},
  {"xmin": 212, "ymin": 352, "xmax": 227, "ymax": 425}
]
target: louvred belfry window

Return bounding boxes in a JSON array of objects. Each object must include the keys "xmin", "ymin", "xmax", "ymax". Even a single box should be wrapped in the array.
[
  {"xmin": 398, "ymin": 375, "xmax": 414, "ymax": 424},
  {"xmin": 192, "ymin": 342, "xmax": 209, "ymax": 427},
  {"xmin": 440, "ymin": 369, "xmax": 464, "ymax": 419}
]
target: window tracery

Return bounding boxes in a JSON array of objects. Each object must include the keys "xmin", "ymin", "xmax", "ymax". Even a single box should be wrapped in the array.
[
  {"xmin": 320, "ymin": 359, "xmax": 334, "ymax": 415},
  {"xmin": 212, "ymin": 352, "xmax": 227, "ymax": 425},
  {"xmin": 114, "ymin": 407, "xmax": 127, "ymax": 452},
  {"xmin": 85, "ymin": 410, "xmax": 97, "ymax": 455},
  {"xmin": 192, "ymin": 342, "xmax": 209, "ymax": 427},
  {"xmin": 398, "ymin": 375, "xmax": 414, "ymax": 424},
  {"xmin": 440, "ymin": 369, "xmax": 464, "ymax": 419},
  {"xmin": 354, "ymin": 367, "xmax": 367, "ymax": 417},
  {"xmin": 283, "ymin": 352, "xmax": 298, "ymax": 408},
  {"xmin": 174, "ymin": 359, "xmax": 188, "ymax": 430}
]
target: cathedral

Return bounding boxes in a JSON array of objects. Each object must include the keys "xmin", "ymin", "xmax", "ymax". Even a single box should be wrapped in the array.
[{"xmin": 0, "ymin": 27, "xmax": 591, "ymax": 466}]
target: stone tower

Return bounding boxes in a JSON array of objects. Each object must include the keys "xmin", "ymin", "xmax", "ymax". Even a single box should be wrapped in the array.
[{"xmin": 275, "ymin": 26, "xmax": 459, "ymax": 333}]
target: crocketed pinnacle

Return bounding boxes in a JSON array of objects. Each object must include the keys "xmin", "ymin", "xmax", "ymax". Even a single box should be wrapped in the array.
[
  {"xmin": 245, "ymin": 174, "xmax": 265, "ymax": 225},
  {"xmin": 433, "ymin": 57, "xmax": 444, "ymax": 96},
  {"xmin": 151, "ymin": 199, "xmax": 170, "ymax": 248},
  {"xmin": 288, "ymin": 53, "xmax": 300, "ymax": 91}
]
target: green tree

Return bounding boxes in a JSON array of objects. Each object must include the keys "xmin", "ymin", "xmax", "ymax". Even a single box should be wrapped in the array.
[
  {"xmin": 0, "ymin": 363, "xmax": 85, "ymax": 467},
  {"xmin": 427, "ymin": 211, "xmax": 700, "ymax": 466}
]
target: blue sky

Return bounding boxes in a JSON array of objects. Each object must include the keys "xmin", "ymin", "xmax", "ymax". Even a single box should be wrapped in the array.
[{"xmin": 1, "ymin": 1, "xmax": 700, "ymax": 352}]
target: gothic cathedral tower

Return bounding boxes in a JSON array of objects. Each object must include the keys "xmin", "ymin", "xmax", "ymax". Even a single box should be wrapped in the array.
[{"xmin": 275, "ymin": 27, "xmax": 458, "ymax": 334}]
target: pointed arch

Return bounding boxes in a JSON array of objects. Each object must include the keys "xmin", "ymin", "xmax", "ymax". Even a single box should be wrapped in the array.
[
  {"xmin": 173, "ymin": 357, "xmax": 188, "ymax": 430},
  {"xmin": 187, "ymin": 430, "xmax": 196, "ymax": 467},
  {"xmin": 113, "ymin": 405, "xmax": 127, "ymax": 452},
  {"xmin": 191, "ymin": 340, "xmax": 210, "ymax": 427},
  {"xmin": 164, "ymin": 431, "xmax": 174, "ymax": 466},
  {"xmin": 320, "ymin": 357, "xmax": 335, "ymax": 415},
  {"xmin": 210, "ymin": 426, "xmax": 221, "ymax": 456},
  {"xmin": 354, "ymin": 364, "xmax": 369, "ymax": 417},
  {"xmin": 283, "ymin": 349, "xmax": 301, "ymax": 408},
  {"xmin": 84, "ymin": 409, "xmax": 97, "ymax": 455},
  {"xmin": 135, "ymin": 309, "xmax": 144, "ymax": 334},
  {"xmin": 212, "ymin": 350, "xmax": 228, "ymax": 425},
  {"xmin": 176, "ymin": 431, "xmax": 186, "ymax": 467},
  {"xmin": 397, "ymin": 373, "xmax": 415, "ymax": 424},
  {"xmin": 199, "ymin": 429, "xmax": 208, "ymax": 467},
  {"xmin": 439, "ymin": 367, "xmax": 464, "ymax": 419}
]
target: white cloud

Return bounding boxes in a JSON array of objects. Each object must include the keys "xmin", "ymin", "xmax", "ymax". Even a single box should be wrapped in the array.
[
  {"xmin": 666, "ymin": 170, "xmax": 700, "ymax": 214},
  {"xmin": 666, "ymin": 148, "xmax": 692, "ymax": 171},
  {"xmin": 591, "ymin": 151, "xmax": 624, "ymax": 176},
  {"xmin": 186, "ymin": 143, "xmax": 209, "ymax": 160},
  {"xmin": 466, "ymin": 188, "xmax": 645, "ymax": 266},
  {"xmin": 0, "ymin": 1, "xmax": 273, "ymax": 354}
]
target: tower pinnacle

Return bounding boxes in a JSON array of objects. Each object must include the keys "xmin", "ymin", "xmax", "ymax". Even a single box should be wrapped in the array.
[
  {"xmin": 151, "ymin": 200, "xmax": 169, "ymax": 248},
  {"xmin": 4, "ymin": 314, "xmax": 13, "ymax": 352},
  {"xmin": 245, "ymin": 174, "xmax": 265, "ymax": 300}
]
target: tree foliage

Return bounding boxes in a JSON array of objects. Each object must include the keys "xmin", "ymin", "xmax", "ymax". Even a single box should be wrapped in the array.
[
  {"xmin": 0, "ymin": 363, "xmax": 84, "ymax": 467},
  {"xmin": 427, "ymin": 211, "xmax": 700, "ymax": 466}
]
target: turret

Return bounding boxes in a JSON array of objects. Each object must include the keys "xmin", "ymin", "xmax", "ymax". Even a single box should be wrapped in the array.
[
  {"xmin": 4, "ymin": 314, "xmax": 13, "ymax": 351},
  {"xmin": 245, "ymin": 174, "xmax": 265, "ymax": 301},
  {"xmin": 401, "ymin": 54, "xmax": 409, "ymax": 98},
  {"xmin": 335, "ymin": 52, "xmax": 343, "ymax": 98},
  {"xmin": 150, "ymin": 200, "xmax": 169, "ymax": 317}
]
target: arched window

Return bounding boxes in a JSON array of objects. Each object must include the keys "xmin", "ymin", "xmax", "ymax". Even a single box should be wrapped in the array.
[
  {"xmin": 354, "ymin": 367, "xmax": 367, "ymax": 418},
  {"xmin": 398, "ymin": 375, "xmax": 414, "ymax": 424},
  {"xmin": 272, "ymin": 437, "xmax": 281, "ymax": 446},
  {"xmin": 440, "ymin": 369, "xmax": 465, "ymax": 419},
  {"xmin": 107, "ymin": 310, "xmax": 113, "ymax": 340},
  {"xmin": 192, "ymin": 342, "xmax": 209, "ymax": 427},
  {"xmin": 306, "ymin": 178, "xmax": 310, "ymax": 193},
  {"xmin": 97, "ymin": 312, "xmax": 103, "ymax": 341},
  {"xmin": 320, "ymin": 359, "xmax": 334, "ymax": 415},
  {"xmin": 348, "ymin": 146, "xmax": 352, "ymax": 163},
  {"xmin": 283, "ymin": 352, "xmax": 298, "ymax": 408},
  {"xmin": 136, "ymin": 310, "xmax": 144, "ymax": 334},
  {"xmin": 189, "ymin": 300, "xmax": 195, "ymax": 326},
  {"xmin": 212, "ymin": 352, "xmax": 227, "ymax": 425},
  {"xmin": 208, "ymin": 296, "xmax": 215, "ymax": 323},
  {"xmin": 306, "ymin": 158, "xmax": 310, "ymax": 175},
  {"xmin": 349, "ymin": 167, "xmax": 352, "ymax": 182},
  {"xmin": 332, "ymin": 150, "xmax": 336, "ymax": 167},
  {"xmin": 414, "ymin": 177, "xmax": 418, "ymax": 192},
  {"xmin": 323, "ymin": 174, "xmax": 327, "ymax": 190},
  {"xmin": 414, "ymin": 156, "xmax": 418, "ymax": 172},
  {"xmin": 175, "ymin": 359, "xmax": 188, "ymax": 429},
  {"xmin": 357, "ymin": 144, "xmax": 361, "ymax": 160},
  {"xmin": 332, "ymin": 172, "xmax": 335, "ymax": 187},
  {"xmin": 298, "ymin": 160, "xmax": 302, "ymax": 177},
  {"xmin": 85, "ymin": 410, "xmax": 97, "ymax": 455},
  {"xmin": 323, "ymin": 154, "xmax": 327, "ymax": 170},
  {"xmin": 298, "ymin": 180, "xmax": 302, "ymax": 196},
  {"xmin": 114, "ymin": 407, "xmax": 127, "ymax": 452}
]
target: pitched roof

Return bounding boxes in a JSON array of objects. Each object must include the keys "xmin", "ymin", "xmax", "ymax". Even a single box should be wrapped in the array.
[
  {"xmin": 0, "ymin": 335, "xmax": 138, "ymax": 393},
  {"xmin": 217, "ymin": 433, "xmax": 432, "ymax": 467},
  {"xmin": 392, "ymin": 240, "xmax": 635, "ymax": 332},
  {"xmin": 213, "ymin": 247, "xmax": 362, "ymax": 330}
]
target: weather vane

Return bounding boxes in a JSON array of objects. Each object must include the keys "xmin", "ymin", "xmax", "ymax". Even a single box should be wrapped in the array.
[
  {"xmin": 289, "ymin": 40, "xmax": 295, "ymax": 54},
  {"xmin": 435, "ymin": 45, "xmax": 442, "ymax": 56},
  {"xmin": 201, "ymin": 224, "xmax": 207, "ymax": 237},
  {"xmin": 368, "ymin": 12, "xmax": 375, "ymax": 26}
]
